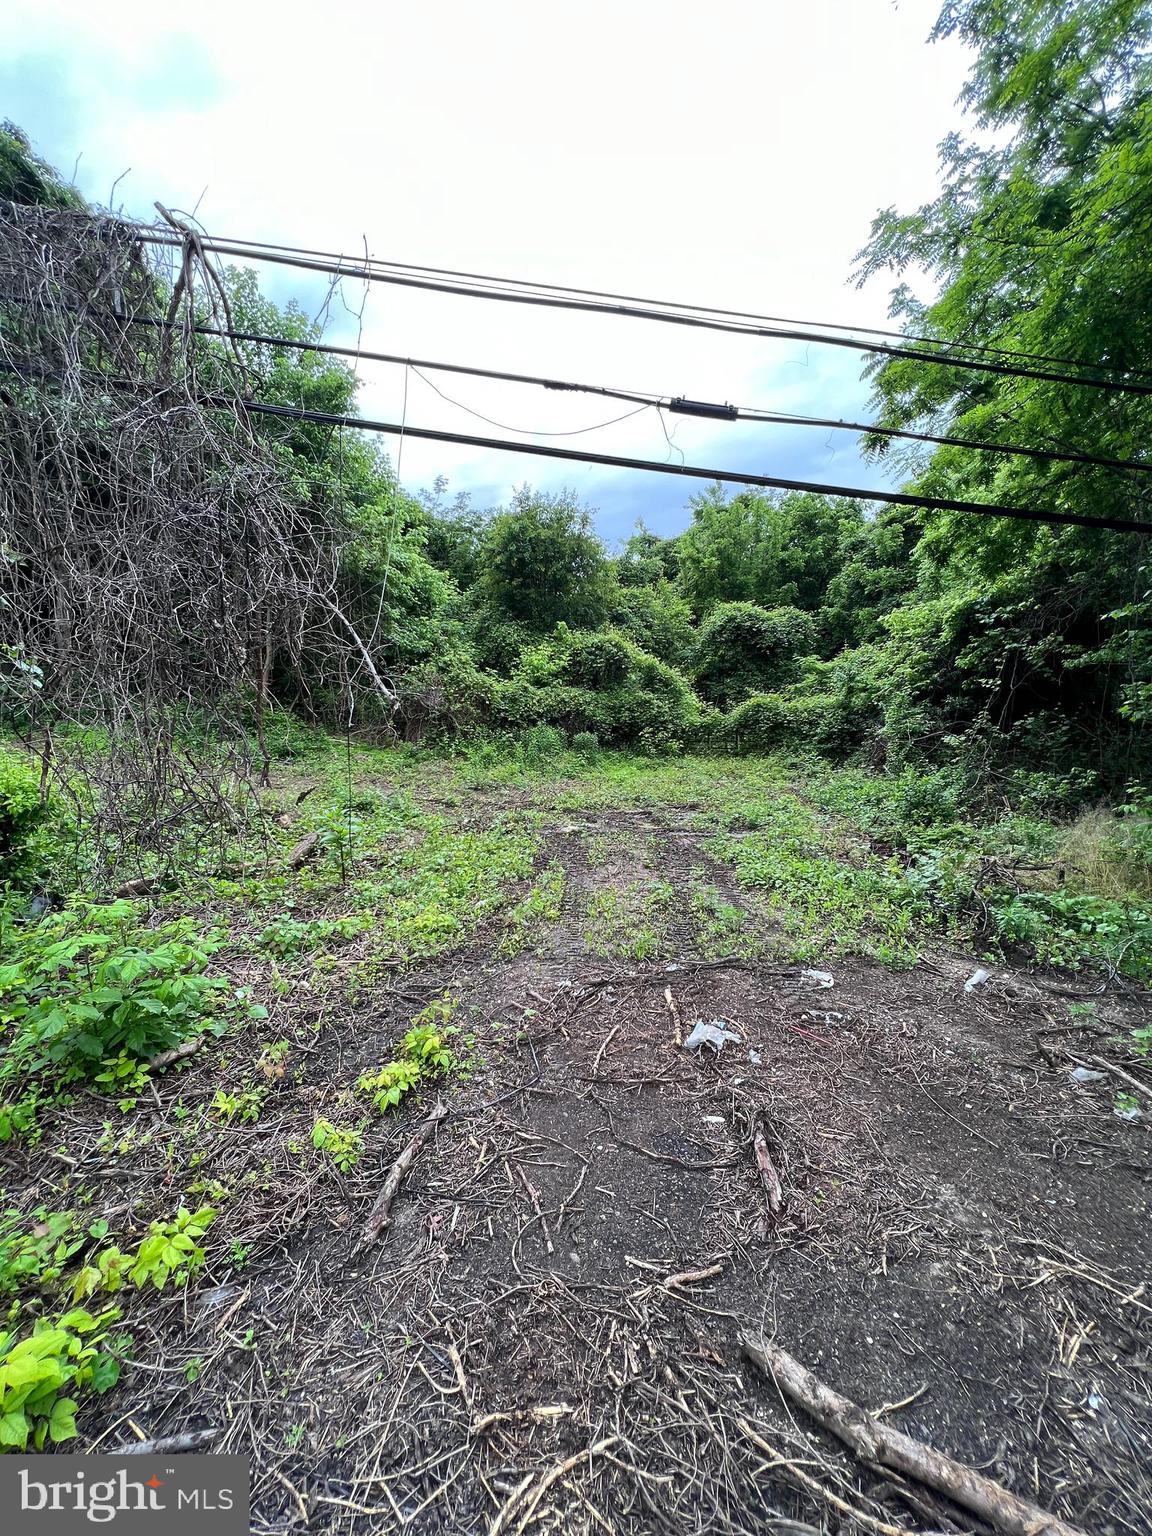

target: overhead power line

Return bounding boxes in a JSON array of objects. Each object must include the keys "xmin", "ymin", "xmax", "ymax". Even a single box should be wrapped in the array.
[
  {"xmin": 219, "ymin": 395, "xmax": 1152, "ymax": 535},
  {"xmin": 5, "ymin": 354, "xmax": 1148, "ymax": 532},
  {"xmin": 129, "ymin": 224, "xmax": 1152, "ymax": 398},
  {"xmin": 108, "ymin": 312, "xmax": 1152, "ymax": 479},
  {"xmin": 129, "ymin": 216, "xmax": 1152, "ymax": 385}
]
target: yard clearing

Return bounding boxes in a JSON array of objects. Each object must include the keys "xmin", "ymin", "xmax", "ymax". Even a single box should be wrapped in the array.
[{"xmin": 5, "ymin": 749, "xmax": 1151, "ymax": 1534}]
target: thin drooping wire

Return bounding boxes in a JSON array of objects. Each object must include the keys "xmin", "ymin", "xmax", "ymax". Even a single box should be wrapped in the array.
[
  {"xmin": 71, "ymin": 308, "xmax": 1152, "ymax": 480},
  {"xmin": 409, "ymin": 363, "xmax": 652, "ymax": 437}
]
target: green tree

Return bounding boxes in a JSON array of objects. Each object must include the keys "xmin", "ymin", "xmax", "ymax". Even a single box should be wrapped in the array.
[
  {"xmin": 475, "ymin": 487, "xmax": 615, "ymax": 633},
  {"xmin": 853, "ymin": 0, "xmax": 1152, "ymax": 783},
  {"xmin": 677, "ymin": 487, "xmax": 866, "ymax": 616}
]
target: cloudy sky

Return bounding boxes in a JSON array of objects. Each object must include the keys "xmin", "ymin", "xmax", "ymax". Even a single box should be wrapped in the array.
[{"xmin": 3, "ymin": 0, "xmax": 971, "ymax": 546}]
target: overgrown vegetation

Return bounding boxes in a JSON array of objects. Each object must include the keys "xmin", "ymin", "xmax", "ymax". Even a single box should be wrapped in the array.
[{"xmin": 0, "ymin": 1, "xmax": 1149, "ymax": 1470}]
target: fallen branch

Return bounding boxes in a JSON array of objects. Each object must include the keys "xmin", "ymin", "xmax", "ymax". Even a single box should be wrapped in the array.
[
  {"xmin": 753, "ymin": 1121, "xmax": 783, "ymax": 1213},
  {"xmin": 471, "ymin": 1403, "xmax": 573, "ymax": 1435},
  {"xmin": 664, "ymin": 986, "xmax": 683, "ymax": 1047},
  {"xmin": 287, "ymin": 831, "xmax": 321, "ymax": 869},
  {"xmin": 146, "ymin": 1038, "xmax": 203, "ymax": 1072},
  {"xmin": 741, "ymin": 1334, "xmax": 1087, "ymax": 1536},
  {"xmin": 1081, "ymin": 1053, "xmax": 1152, "ymax": 1103},
  {"xmin": 116, "ymin": 1428, "xmax": 220, "ymax": 1455},
  {"xmin": 360, "ymin": 1101, "xmax": 448, "ymax": 1247},
  {"xmin": 662, "ymin": 1260, "xmax": 725, "ymax": 1290}
]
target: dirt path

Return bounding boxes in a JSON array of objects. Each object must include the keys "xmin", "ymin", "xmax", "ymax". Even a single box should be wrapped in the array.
[{"xmin": 17, "ymin": 790, "xmax": 1152, "ymax": 1534}]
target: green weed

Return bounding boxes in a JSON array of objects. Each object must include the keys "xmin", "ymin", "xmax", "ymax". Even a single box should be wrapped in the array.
[{"xmin": 310, "ymin": 1118, "xmax": 364, "ymax": 1174}]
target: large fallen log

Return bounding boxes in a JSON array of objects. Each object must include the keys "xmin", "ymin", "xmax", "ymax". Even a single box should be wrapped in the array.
[{"xmin": 741, "ymin": 1334, "xmax": 1087, "ymax": 1536}]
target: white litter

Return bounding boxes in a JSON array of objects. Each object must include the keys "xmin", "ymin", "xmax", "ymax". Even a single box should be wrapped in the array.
[
  {"xmin": 683, "ymin": 1019, "xmax": 743, "ymax": 1053},
  {"xmin": 964, "ymin": 966, "xmax": 993, "ymax": 993},
  {"xmin": 1069, "ymin": 1066, "xmax": 1105, "ymax": 1085},
  {"xmin": 800, "ymin": 968, "xmax": 834, "ymax": 989},
  {"xmin": 748, "ymin": 1048, "xmax": 763, "ymax": 1065}
]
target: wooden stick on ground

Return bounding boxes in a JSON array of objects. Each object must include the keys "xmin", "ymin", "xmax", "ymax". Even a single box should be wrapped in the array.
[
  {"xmin": 359, "ymin": 1101, "xmax": 448, "ymax": 1247},
  {"xmin": 488, "ymin": 1435, "xmax": 619, "ymax": 1536},
  {"xmin": 287, "ymin": 830, "xmax": 321, "ymax": 869},
  {"xmin": 664, "ymin": 986, "xmax": 683, "ymax": 1047},
  {"xmin": 741, "ymin": 1334, "xmax": 1087, "ymax": 1536},
  {"xmin": 1084, "ymin": 1052, "xmax": 1152, "ymax": 1102},
  {"xmin": 146, "ymin": 1037, "xmax": 203, "ymax": 1072},
  {"xmin": 117, "ymin": 1428, "xmax": 220, "ymax": 1454},
  {"xmin": 516, "ymin": 1164, "xmax": 556, "ymax": 1255},
  {"xmin": 752, "ymin": 1121, "xmax": 783, "ymax": 1213}
]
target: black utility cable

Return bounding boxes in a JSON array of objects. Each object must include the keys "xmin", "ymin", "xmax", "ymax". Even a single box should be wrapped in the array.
[
  {"xmin": 119, "ymin": 215, "xmax": 1152, "ymax": 383},
  {"xmin": 102, "ymin": 312, "xmax": 1152, "ymax": 479},
  {"xmin": 219, "ymin": 395, "xmax": 1152, "ymax": 535},
  {"xmin": 129, "ymin": 228, "xmax": 1152, "ymax": 398},
  {"xmin": 8, "ymin": 362, "xmax": 1149, "ymax": 532}
]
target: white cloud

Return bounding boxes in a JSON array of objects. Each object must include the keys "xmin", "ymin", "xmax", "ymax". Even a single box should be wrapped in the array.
[{"xmin": 3, "ymin": 0, "xmax": 971, "ymax": 535}]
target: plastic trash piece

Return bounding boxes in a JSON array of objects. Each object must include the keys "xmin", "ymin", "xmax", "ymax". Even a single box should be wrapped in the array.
[
  {"xmin": 1115, "ymin": 1103, "xmax": 1144, "ymax": 1122},
  {"xmin": 964, "ymin": 966, "xmax": 993, "ymax": 993},
  {"xmin": 1069, "ymin": 1066, "xmax": 1105, "ymax": 1084},
  {"xmin": 748, "ymin": 1048, "xmax": 763, "ymax": 1065},
  {"xmin": 683, "ymin": 1018, "xmax": 742, "ymax": 1053},
  {"xmin": 800, "ymin": 968, "xmax": 834, "ymax": 989},
  {"xmin": 809, "ymin": 1010, "xmax": 845, "ymax": 1026}
]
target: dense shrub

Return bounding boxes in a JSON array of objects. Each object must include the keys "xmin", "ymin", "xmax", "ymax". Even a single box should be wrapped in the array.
[
  {"xmin": 571, "ymin": 730, "xmax": 600, "ymax": 761},
  {"xmin": 0, "ymin": 750, "xmax": 51, "ymax": 888},
  {"xmin": 494, "ymin": 628, "xmax": 703, "ymax": 749},
  {"xmin": 0, "ymin": 901, "xmax": 239, "ymax": 1085},
  {"xmin": 693, "ymin": 604, "xmax": 816, "ymax": 707}
]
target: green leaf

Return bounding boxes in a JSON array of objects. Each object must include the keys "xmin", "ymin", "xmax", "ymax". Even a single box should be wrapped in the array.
[{"xmin": 48, "ymin": 1396, "xmax": 78, "ymax": 1442}]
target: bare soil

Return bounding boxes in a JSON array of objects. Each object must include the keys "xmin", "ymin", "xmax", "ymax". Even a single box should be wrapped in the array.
[{"xmin": 14, "ymin": 787, "xmax": 1152, "ymax": 1535}]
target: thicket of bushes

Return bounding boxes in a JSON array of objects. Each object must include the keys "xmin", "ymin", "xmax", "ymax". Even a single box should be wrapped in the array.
[{"xmin": 3, "ymin": 0, "xmax": 1151, "ymax": 855}]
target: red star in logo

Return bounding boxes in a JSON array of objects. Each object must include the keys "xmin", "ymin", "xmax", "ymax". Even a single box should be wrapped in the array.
[{"xmin": 146, "ymin": 1476, "xmax": 164, "ymax": 1490}]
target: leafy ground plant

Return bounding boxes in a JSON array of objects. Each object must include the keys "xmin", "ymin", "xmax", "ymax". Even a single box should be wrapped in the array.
[
  {"xmin": 358, "ymin": 995, "xmax": 458, "ymax": 1113},
  {"xmin": 0, "ymin": 1306, "xmax": 128, "ymax": 1451},
  {"xmin": 0, "ymin": 900, "xmax": 233, "ymax": 1086},
  {"xmin": 311, "ymin": 1118, "xmax": 364, "ymax": 1173}
]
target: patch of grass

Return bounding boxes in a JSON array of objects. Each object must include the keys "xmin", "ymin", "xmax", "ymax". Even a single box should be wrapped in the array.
[
  {"xmin": 582, "ymin": 833, "xmax": 612, "ymax": 868},
  {"xmin": 346, "ymin": 813, "xmax": 545, "ymax": 972},
  {"xmin": 250, "ymin": 913, "xmax": 370, "ymax": 959},
  {"xmin": 496, "ymin": 861, "xmax": 565, "ymax": 957},
  {"xmin": 1057, "ymin": 802, "xmax": 1152, "ymax": 901},
  {"xmin": 689, "ymin": 882, "xmax": 763, "ymax": 960},
  {"xmin": 583, "ymin": 879, "xmax": 675, "ymax": 961},
  {"xmin": 711, "ymin": 794, "xmax": 923, "ymax": 967}
]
